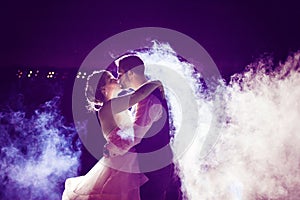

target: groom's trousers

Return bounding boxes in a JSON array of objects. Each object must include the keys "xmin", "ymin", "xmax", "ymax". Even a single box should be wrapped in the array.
[{"xmin": 140, "ymin": 163, "xmax": 182, "ymax": 200}]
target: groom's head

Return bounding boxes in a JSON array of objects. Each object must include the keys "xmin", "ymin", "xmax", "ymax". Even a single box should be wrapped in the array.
[{"xmin": 117, "ymin": 55, "xmax": 146, "ymax": 89}]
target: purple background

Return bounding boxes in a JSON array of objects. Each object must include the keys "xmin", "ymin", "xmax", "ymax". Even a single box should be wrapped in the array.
[{"xmin": 1, "ymin": 1, "xmax": 300, "ymax": 78}]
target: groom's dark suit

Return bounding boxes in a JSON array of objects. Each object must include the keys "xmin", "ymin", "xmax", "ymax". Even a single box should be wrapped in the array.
[{"xmin": 130, "ymin": 88, "xmax": 182, "ymax": 200}]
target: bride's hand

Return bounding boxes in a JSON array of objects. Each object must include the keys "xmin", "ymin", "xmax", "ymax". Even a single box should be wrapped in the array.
[
  {"xmin": 158, "ymin": 85, "xmax": 165, "ymax": 99},
  {"xmin": 150, "ymin": 80, "xmax": 162, "ymax": 86}
]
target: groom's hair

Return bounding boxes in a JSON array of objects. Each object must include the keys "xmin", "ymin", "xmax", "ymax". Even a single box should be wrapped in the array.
[{"xmin": 118, "ymin": 55, "xmax": 145, "ymax": 76}]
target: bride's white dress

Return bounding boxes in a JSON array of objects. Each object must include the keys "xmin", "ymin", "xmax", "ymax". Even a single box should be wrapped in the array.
[{"xmin": 62, "ymin": 124, "xmax": 148, "ymax": 200}]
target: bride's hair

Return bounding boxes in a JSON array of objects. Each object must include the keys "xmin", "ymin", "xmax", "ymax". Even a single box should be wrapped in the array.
[{"xmin": 85, "ymin": 70, "xmax": 109, "ymax": 111}]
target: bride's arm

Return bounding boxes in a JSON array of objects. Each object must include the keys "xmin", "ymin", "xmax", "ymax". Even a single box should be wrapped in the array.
[{"xmin": 104, "ymin": 80, "xmax": 162, "ymax": 114}]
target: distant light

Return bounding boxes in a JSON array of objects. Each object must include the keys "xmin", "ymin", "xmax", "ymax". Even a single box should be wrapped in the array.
[
  {"xmin": 82, "ymin": 76, "xmax": 85, "ymax": 79},
  {"xmin": 78, "ymin": 72, "xmax": 82, "ymax": 75},
  {"xmin": 17, "ymin": 69, "xmax": 23, "ymax": 76},
  {"xmin": 29, "ymin": 70, "xmax": 33, "ymax": 74},
  {"xmin": 83, "ymin": 72, "xmax": 87, "ymax": 75},
  {"xmin": 28, "ymin": 74, "xmax": 31, "ymax": 77},
  {"xmin": 48, "ymin": 71, "xmax": 55, "ymax": 75},
  {"xmin": 76, "ymin": 75, "xmax": 80, "ymax": 78}
]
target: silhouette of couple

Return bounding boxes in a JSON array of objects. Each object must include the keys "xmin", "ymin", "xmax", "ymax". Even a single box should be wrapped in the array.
[{"xmin": 62, "ymin": 55, "xmax": 182, "ymax": 200}]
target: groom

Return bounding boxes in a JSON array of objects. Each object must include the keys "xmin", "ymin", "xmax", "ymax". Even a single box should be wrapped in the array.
[{"xmin": 116, "ymin": 55, "xmax": 182, "ymax": 200}]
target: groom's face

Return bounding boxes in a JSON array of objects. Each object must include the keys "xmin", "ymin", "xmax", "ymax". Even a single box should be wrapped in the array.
[{"xmin": 118, "ymin": 68, "xmax": 131, "ymax": 89}]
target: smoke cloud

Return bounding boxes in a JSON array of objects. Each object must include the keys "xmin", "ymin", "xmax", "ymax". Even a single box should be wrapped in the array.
[
  {"xmin": 0, "ymin": 95, "xmax": 81, "ymax": 199},
  {"xmin": 178, "ymin": 52, "xmax": 300, "ymax": 199}
]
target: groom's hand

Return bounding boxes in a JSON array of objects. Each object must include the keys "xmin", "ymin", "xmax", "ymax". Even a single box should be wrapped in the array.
[
  {"xmin": 104, "ymin": 142, "xmax": 124, "ymax": 157},
  {"xmin": 103, "ymin": 143, "xmax": 110, "ymax": 158}
]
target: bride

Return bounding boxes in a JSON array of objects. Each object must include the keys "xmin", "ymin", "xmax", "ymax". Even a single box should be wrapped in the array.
[{"xmin": 62, "ymin": 70, "xmax": 163, "ymax": 200}]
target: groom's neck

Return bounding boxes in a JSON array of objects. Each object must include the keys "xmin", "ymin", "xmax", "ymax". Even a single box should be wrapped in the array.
[{"xmin": 131, "ymin": 75, "xmax": 148, "ymax": 90}]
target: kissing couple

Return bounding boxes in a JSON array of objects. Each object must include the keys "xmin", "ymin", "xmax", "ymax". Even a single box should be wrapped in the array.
[{"xmin": 62, "ymin": 55, "xmax": 182, "ymax": 200}]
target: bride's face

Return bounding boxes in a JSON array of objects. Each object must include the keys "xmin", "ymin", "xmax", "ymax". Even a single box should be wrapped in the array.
[{"xmin": 102, "ymin": 72, "xmax": 122, "ymax": 97}]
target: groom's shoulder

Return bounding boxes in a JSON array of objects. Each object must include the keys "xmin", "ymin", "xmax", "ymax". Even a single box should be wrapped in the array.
[{"xmin": 145, "ymin": 89, "xmax": 163, "ymax": 105}]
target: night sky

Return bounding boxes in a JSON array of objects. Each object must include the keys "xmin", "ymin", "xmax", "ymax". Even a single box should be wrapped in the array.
[{"xmin": 1, "ymin": 1, "xmax": 300, "ymax": 78}]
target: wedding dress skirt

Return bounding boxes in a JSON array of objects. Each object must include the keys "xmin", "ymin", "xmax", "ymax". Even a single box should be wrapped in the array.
[
  {"xmin": 62, "ymin": 127, "xmax": 148, "ymax": 200},
  {"xmin": 62, "ymin": 154, "xmax": 148, "ymax": 200}
]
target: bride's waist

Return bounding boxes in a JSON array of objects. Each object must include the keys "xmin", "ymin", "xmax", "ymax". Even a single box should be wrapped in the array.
[{"xmin": 103, "ymin": 152, "xmax": 141, "ymax": 173}]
